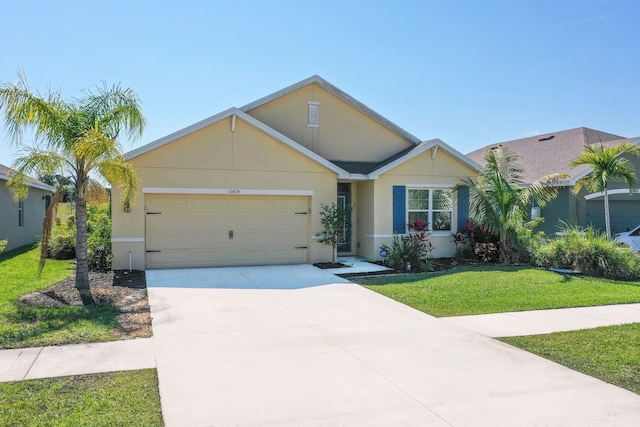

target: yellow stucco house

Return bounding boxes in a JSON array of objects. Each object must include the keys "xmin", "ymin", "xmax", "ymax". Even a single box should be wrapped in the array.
[{"xmin": 111, "ymin": 76, "xmax": 480, "ymax": 270}]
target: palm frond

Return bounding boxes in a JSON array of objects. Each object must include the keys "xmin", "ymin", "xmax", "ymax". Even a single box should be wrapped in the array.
[
  {"xmin": 571, "ymin": 142, "xmax": 640, "ymax": 195},
  {"xmin": 483, "ymin": 146, "xmax": 524, "ymax": 186},
  {"xmin": 0, "ymin": 72, "xmax": 68, "ymax": 147},
  {"xmin": 7, "ymin": 148, "xmax": 68, "ymax": 200},
  {"xmin": 74, "ymin": 125, "xmax": 122, "ymax": 166},
  {"xmin": 99, "ymin": 157, "xmax": 139, "ymax": 211},
  {"xmin": 81, "ymin": 83, "xmax": 146, "ymax": 141},
  {"xmin": 84, "ymin": 178, "xmax": 109, "ymax": 205}
]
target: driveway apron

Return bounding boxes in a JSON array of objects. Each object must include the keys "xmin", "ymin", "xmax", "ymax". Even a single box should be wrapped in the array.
[{"xmin": 147, "ymin": 265, "xmax": 640, "ymax": 427}]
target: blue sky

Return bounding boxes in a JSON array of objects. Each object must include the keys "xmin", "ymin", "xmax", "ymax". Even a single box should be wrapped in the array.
[{"xmin": 1, "ymin": 0, "xmax": 639, "ymax": 168}]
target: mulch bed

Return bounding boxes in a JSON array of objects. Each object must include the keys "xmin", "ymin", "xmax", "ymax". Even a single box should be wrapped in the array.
[
  {"xmin": 313, "ymin": 262, "xmax": 350, "ymax": 269},
  {"xmin": 18, "ymin": 270, "xmax": 152, "ymax": 339}
]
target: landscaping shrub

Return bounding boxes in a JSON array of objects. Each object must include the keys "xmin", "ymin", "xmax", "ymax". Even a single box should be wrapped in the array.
[
  {"xmin": 453, "ymin": 221, "xmax": 500, "ymax": 264},
  {"xmin": 453, "ymin": 219, "xmax": 544, "ymax": 265},
  {"xmin": 48, "ymin": 216, "xmax": 76, "ymax": 260},
  {"xmin": 0, "ymin": 240, "xmax": 7, "ymax": 254},
  {"xmin": 47, "ymin": 203, "xmax": 113, "ymax": 271},
  {"xmin": 87, "ymin": 203, "xmax": 112, "ymax": 272},
  {"xmin": 535, "ymin": 224, "xmax": 640, "ymax": 280},
  {"xmin": 381, "ymin": 220, "xmax": 434, "ymax": 272},
  {"xmin": 504, "ymin": 218, "xmax": 546, "ymax": 264}
]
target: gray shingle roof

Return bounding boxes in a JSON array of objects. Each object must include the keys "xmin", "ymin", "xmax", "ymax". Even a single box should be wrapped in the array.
[
  {"xmin": 0, "ymin": 163, "xmax": 55, "ymax": 192},
  {"xmin": 329, "ymin": 145, "xmax": 418, "ymax": 175},
  {"xmin": 466, "ymin": 127, "xmax": 632, "ymax": 184}
]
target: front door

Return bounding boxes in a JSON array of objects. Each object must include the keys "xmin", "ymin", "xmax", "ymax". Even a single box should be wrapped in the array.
[{"xmin": 337, "ymin": 183, "xmax": 351, "ymax": 253}]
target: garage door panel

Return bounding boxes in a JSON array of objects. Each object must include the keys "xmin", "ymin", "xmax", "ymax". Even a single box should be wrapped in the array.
[
  {"xmin": 145, "ymin": 194, "xmax": 309, "ymax": 268},
  {"xmin": 586, "ymin": 200, "xmax": 640, "ymax": 234}
]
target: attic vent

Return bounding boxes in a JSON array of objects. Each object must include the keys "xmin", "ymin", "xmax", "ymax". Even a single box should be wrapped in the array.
[
  {"xmin": 538, "ymin": 135, "xmax": 555, "ymax": 141},
  {"xmin": 308, "ymin": 101, "xmax": 319, "ymax": 127}
]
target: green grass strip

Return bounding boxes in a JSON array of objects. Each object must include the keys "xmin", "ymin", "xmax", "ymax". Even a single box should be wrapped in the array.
[
  {"xmin": 358, "ymin": 266, "xmax": 640, "ymax": 317},
  {"xmin": 501, "ymin": 323, "xmax": 640, "ymax": 395},
  {"xmin": 0, "ymin": 369, "xmax": 163, "ymax": 426}
]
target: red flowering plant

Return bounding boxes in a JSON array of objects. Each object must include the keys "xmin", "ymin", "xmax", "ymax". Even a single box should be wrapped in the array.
[
  {"xmin": 407, "ymin": 219, "xmax": 434, "ymax": 260},
  {"xmin": 455, "ymin": 220, "xmax": 500, "ymax": 263}
]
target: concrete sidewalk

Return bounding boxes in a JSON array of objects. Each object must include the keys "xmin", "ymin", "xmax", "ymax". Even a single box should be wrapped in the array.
[
  {"xmin": 3, "ymin": 302, "xmax": 639, "ymax": 384},
  {"xmin": 0, "ymin": 338, "xmax": 155, "ymax": 383},
  {"xmin": 443, "ymin": 303, "xmax": 640, "ymax": 337}
]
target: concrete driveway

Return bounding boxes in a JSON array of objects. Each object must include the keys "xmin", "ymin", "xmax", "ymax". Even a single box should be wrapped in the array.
[{"xmin": 147, "ymin": 265, "xmax": 640, "ymax": 426}]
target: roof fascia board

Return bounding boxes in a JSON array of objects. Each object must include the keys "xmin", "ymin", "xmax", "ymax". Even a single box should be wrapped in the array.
[
  {"xmin": 368, "ymin": 139, "xmax": 483, "ymax": 179},
  {"xmin": 124, "ymin": 108, "xmax": 240, "ymax": 160},
  {"xmin": 124, "ymin": 108, "xmax": 349, "ymax": 178},
  {"xmin": 0, "ymin": 172, "xmax": 55, "ymax": 192},
  {"xmin": 240, "ymin": 75, "xmax": 422, "ymax": 145}
]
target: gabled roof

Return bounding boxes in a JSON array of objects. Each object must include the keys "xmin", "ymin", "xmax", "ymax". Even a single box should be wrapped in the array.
[
  {"xmin": 124, "ymin": 108, "xmax": 351, "ymax": 178},
  {"xmin": 367, "ymin": 139, "xmax": 483, "ymax": 179},
  {"xmin": 0, "ymin": 163, "xmax": 55, "ymax": 192},
  {"xmin": 124, "ymin": 76, "xmax": 479, "ymax": 181},
  {"xmin": 240, "ymin": 75, "xmax": 422, "ymax": 145},
  {"xmin": 466, "ymin": 127, "xmax": 633, "ymax": 184}
]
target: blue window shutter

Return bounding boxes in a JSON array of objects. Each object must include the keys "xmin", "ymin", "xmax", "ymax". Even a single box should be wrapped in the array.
[
  {"xmin": 392, "ymin": 186, "xmax": 406, "ymax": 234},
  {"xmin": 457, "ymin": 187, "xmax": 469, "ymax": 230}
]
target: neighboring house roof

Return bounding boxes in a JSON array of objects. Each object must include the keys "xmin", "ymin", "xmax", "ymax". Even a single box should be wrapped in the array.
[
  {"xmin": 125, "ymin": 75, "xmax": 481, "ymax": 180},
  {"xmin": 466, "ymin": 127, "xmax": 636, "ymax": 184},
  {"xmin": 0, "ymin": 163, "xmax": 55, "ymax": 192}
]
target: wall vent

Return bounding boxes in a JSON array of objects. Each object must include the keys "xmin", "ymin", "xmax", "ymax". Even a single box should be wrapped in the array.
[{"xmin": 308, "ymin": 101, "xmax": 319, "ymax": 127}]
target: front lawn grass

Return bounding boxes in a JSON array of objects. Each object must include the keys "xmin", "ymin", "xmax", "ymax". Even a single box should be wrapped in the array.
[
  {"xmin": 0, "ymin": 245, "xmax": 119, "ymax": 349},
  {"xmin": 501, "ymin": 323, "xmax": 640, "ymax": 395},
  {"xmin": 356, "ymin": 266, "xmax": 640, "ymax": 317},
  {"xmin": 0, "ymin": 369, "xmax": 163, "ymax": 426}
]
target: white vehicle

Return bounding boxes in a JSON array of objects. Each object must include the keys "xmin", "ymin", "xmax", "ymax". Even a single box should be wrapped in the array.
[{"xmin": 614, "ymin": 225, "xmax": 640, "ymax": 252}]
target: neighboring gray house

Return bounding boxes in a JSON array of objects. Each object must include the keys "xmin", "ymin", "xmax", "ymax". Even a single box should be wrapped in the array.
[
  {"xmin": 0, "ymin": 163, "xmax": 55, "ymax": 252},
  {"xmin": 467, "ymin": 127, "xmax": 640, "ymax": 236}
]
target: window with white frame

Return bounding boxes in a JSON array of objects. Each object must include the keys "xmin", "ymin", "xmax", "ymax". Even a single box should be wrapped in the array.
[{"xmin": 407, "ymin": 188, "xmax": 452, "ymax": 232}]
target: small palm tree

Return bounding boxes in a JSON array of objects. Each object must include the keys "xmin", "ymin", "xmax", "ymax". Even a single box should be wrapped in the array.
[
  {"xmin": 571, "ymin": 142, "xmax": 640, "ymax": 240},
  {"xmin": 0, "ymin": 73, "xmax": 145, "ymax": 290},
  {"xmin": 457, "ymin": 146, "xmax": 566, "ymax": 262}
]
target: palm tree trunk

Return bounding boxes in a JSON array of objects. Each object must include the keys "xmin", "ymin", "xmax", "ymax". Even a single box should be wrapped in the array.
[
  {"xmin": 499, "ymin": 224, "xmax": 509, "ymax": 264},
  {"xmin": 75, "ymin": 196, "xmax": 90, "ymax": 289},
  {"xmin": 604, "ymin": 189, "xmax": 611, "ymax": 240}
]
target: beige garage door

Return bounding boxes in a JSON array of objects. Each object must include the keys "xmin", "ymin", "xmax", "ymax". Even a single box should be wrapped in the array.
[{"xmin": 145, "ymin": 194, "xmax": 310, "ymax": 268}]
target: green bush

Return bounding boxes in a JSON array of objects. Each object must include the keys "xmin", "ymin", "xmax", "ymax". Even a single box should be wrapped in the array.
[
  {"xmin": 505, "ymin": 218, "xmax": 546, "ymax": 264},
  {"xmin": 48, "ymin": 216, "xmax": 76, "ymax": 260},
  {"xmin": 47, "ymin": 203, "xmax": 112, "ymax": 271},
  {"xmin": 535, "ymin": 225, "xmax": 640, "ymax": 281},
  {"xmin": 0, "ymin": 240, "xmax": 7, "ymax": 254},
  {"xmin": 381, "ymin": 233, "xmax": 433, "ymax": 273},
  {"xmin": 87, "ymin": 204, "xmax": 112, "ymax": 271}
]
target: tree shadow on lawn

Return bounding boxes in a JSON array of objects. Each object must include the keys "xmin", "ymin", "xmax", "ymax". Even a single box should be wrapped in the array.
[
  {"xmin": 0, "ymin": 303, "xmax": 119, "ymax": 349},
  {"xmin": 361, "ymin": 264, "xmax": 537, "ymax": 285},
  {"xmin": 0, "ymin": 243, "xmax": 39, "ymax": 262}
]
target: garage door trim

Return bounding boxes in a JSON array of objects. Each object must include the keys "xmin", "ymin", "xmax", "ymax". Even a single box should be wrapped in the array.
[{"xmin": 142, "ymin": 187, "xmax": 314, "ymax": 196}]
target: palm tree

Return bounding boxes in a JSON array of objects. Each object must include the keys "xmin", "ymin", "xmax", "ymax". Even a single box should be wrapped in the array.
[
  {"xmin": 457, "ymin": 146, "xmax": 566, "ymax": 262},
  {"xmin": 0, "ymin": 73, "xmax": 145, "ymax": 290},
  {"xmin": 571, "ymin": 142, "xmax": 640, "ymax": 240}
]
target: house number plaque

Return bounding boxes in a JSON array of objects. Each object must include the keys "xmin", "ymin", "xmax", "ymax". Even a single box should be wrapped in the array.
[{"xmin": 228, "ymin": 189, "xmax": 241, "ymax": 194}]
